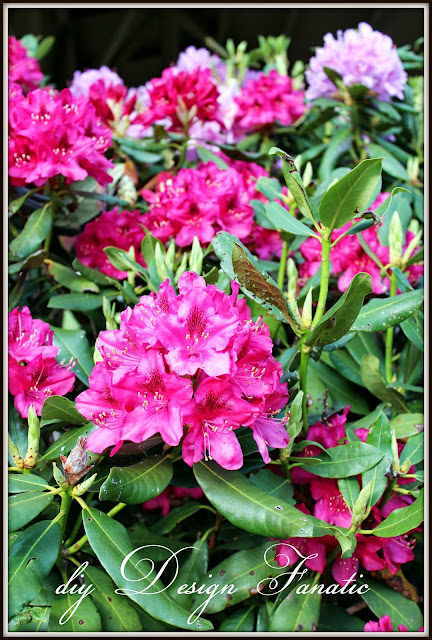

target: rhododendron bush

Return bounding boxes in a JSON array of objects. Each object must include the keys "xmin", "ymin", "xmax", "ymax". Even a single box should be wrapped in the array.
[{"xmin": 7, "ymin": 24, "xmax": 425, "ymax": 635}]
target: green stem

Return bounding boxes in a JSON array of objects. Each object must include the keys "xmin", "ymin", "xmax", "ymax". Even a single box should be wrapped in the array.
[
  {"xmin": 385, "ymin": 271, "xmax": 397, "ymax": 383},
  {"xmin": 64, "ymin": 493, "xmax": 92, "ymax": 548},
  {"xmin": 277, "ymin": 239, "xmax": 289, "ymax": 290},
  {"xmin": 65, "ymin": 501, "xmax": 127, "ymax": 555},
  {"xmin": 299, "ymin": 339, "xmax": 309, "ymax": 433},
  {"xmin": 311, "ymin": 231, "xmax": 331, "ymax": 330}
]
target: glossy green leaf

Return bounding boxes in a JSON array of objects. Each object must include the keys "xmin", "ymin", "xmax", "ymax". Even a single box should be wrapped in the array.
[
  {"xmin": 72, "ymin": 258, "xmax": 120, "ymax": 287},
  {"xmin": 365, "ymin": 143, "xmax": 409, "ymax": 181},
  {"xmin": 8, "ymin": 249, "xmax": 47, "ymax": 274},
  {"xmin": 256, "ymin": 176, "xmax": 283, "ymax": 202},
  {"xmin": 360, "ymin": 355, "xmax": 408, "ymax": 412},
  {"xmin": 167, "ymin": 531, "xmax": 210, "ymax": 609},
  {"xmin": 8, "ymin": 474, "xmax": 49, "ymax": 493},
  {"xmin": 307, "ymin": 359, "xmax": 369, "ymax": 416},
  {"xmin": 128, "ymin": 523, "xmax": 187, "ymax": 562},
  {"xmin": 390, "ymin": 413, "xmax": 424, "ymax": 439},
  {"xmin": 9, "ymin": 206, "xmax": 53, "ymax": 259},
  {"xmin": 9, "ymin": 402, "xmax": 29, "ymax": 461},
  {"xmin": 48, "ymin": 291, "xmax": 118, "ymax": 312},
  {"xmin": 359, "ymin": 576, "xmax": 423, "ymax": 630},
  {"xmin": 327, "ymin": 350, "xmax": 364, "ymax": 386},
  {"xmin": 265, "ymin": 202, "xmax": 318, "ymax": 237},
  {"xmin": 400, "ymin": 315, "xmax": 424, "ymax": 351},
  {"xmin": 318, "ymin": 604, "xmax": 364, "ymax": 631},
  {"xmin": 319, "ymin": 158, "xmax": 383, "ymax": 231},
  {"xmin": 367, "ymin": 489, "xmax": 424, "ymax": 537},
  {"xmin": 38, "ymin": 423, "xmax": 96, "ymax": 464},
  {"xmin": 152, "ymin": 502, "xmax": 210, "ymax": 535},
  {"xmin": 338, "ymin": 477, "xmax": 360, "ymax": 510},
  {"xmin": 249, "ymin": 469, "xmax": 294, "ymax": 504},
  {"xmin": 52, "ymin": 327, "xmax": 94, "ymax": 386},
  {"xmin": 305, "ymin": 442, "xmax": 384, "ymax": 478},
  {"xmin": 104, "ymin": 247, "xmax": 148, "ymax": 277},
  {"xmin": 8, "ymin": 492, "xmax": 54, "ymax": 531},
  {"xmin": 83, "ymin": 565, "xmax": 142, "ymax": 631},
  {"xmin": 40, "ymin": 396, "xmax": 88, "ymax": 427},
  {"xmin": 306, "ymin": 273, "xmax": 372, "ymax": 347},
  {"xmin": 362, "ymin": 413, "xmax": 393, "ymax": 507},
  {"xmin": 83, "ymin": 507, "xmax": 212, "ymax": 630},
  {"xmin": 99, "ymin": 455, "xmax": 173, "ymax": 504},
  {"xmin": 269, "ymin": 148, "xmax": 314, "ymax": 220},
  {"xmin": 8, "ymin": 519, "xmax": 61, "ymax": 618},
  {"xmin": 219, "ymin": 607, "xmax": 255, "ymax": 631},
  {"xmin": 352, "ymin": 289, "xmax": 424, "ymax": 332},
  {"xmin": 48, "ymin": 590, "xmax": 102, "ymax": 631},
  {"xmin": 400, "ymin": 432, "xmax": 424, "ymax": 466},
  {"xmin": 269, "ymin": 577, "xmax": 321, "ymax": 632}
]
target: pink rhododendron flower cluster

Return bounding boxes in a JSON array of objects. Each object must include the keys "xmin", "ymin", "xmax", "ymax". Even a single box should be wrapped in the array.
[
  {"xmin": 141, "ymin": 157, "xmax": 283, "ymax": 256},
  {"xmin": 299, "ymin": 194, "xmax": 423, "ymax": 294},
  {"xmin": 74, "ymin": 207, "xmax": 147, "ymax": 279},
  {"xmin": 142, "ymin": 485, "xmax": 204, "ymax": 517},
  {"xmin": 364, "ymin": 615, "xmax": 424, "ymax": 633},
  {"xmin": 306, "ymin": 22, "xmax": 407, "ymax": 102},
  {"xmin": 8, "ymin": 307, "xmax": 75, "ymax": 417},
  {"xmin": 8, "ymin": 86, "xmax": 114, "ymax": 187},
  {"xmin": 275, "ymin": 406, "xmax": 419, "ymax": 584},
  {"xmin": 8, "ymin": 36, "xmax": 43, "ymax": 92},
  {"xmin": 233, "ymin": 69, "xmax": 306, "ymax": 133},
  {"xmin": 76, "ymin": 272, "xmax": 290, "ymax": 470}
]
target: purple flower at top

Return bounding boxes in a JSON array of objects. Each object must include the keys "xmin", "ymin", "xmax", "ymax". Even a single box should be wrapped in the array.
[
  {"xmin": 69, "ymin": 65, "xmax": 124, "ymax": 96},
  {"xmin": 175, "ymin": 45, "xmax": 220, "ymax": 72},
  {"xmin": 306, "ymin": 22, "xmax": 407, "ymax": 102}
]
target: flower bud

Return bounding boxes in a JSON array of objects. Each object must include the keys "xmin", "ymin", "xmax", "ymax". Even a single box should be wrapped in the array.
[
  {"xmin": 24, "ymin": 405, "xmax": 40, "ymax": 469},
  {"xmin": 72, "ymin": 472, "xmax": 97, "ymax": 497},
  {"xmin": 402, "ymin": 230, "xmax": 422, "ymax": 266},
  {"xmin": 389, "ymin": 212, "xmax": 403, "ymax": 265},
  {"xmin": 175, "ymin": 252, "xmax": 189, "ymax": 283},
  {"xmin": 399, "ymin": 458, "xmax": 411, "ymax": 475},
  {"xmin": 117, "ymin": 174, "xmax": 137, "ymax": 205},
  {"xmin": 155, "ymin": 243, "xmax": 169, "ymax": 281},
  {"xmin": 287, "ymin": 258, "xmax": 298, "ymax": 301},
  {"xmin": 8, "ymin": 434, "xmax": 24, "ymax": 469},
  {"xmin": 165, "ymin": 241, "xmax": 176, "ymax": 271},
  {"xmin": 53, "ymin": 462, "xmax": 69, "ymax": 488},
  {"xmin": 60, "ymin": 436, "xmax": 93, "ymax": 486},
  {"xmin": 189, "ymin": 236, "xmax": 203, "ymax": 275},
  {"xmin": 302, "ymin": 287, "xmax": 313, "ymax": 329},
  {"xmin": 351, "ymin": 480, "xmax": 373, "ymax": 527}
]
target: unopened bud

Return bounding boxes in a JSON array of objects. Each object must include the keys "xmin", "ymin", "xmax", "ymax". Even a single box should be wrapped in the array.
[
  {"xmin": 407, "ymin": 156, "xmax": 419, "ymax": 183},
  {"xmin": 8, "ymin": 434, "xmax": 24, "ymax": 469},
  {"xmin": 287, "ymin": 258, "xmax": 298, "ymax": 301},
  {"xmin": 72, "ymin": 473, "xmax": 97, "ymax": 497},
  {"xmin": 302, "ymin": 162, "xmax": 313, "ymax": 188},
  {"xmin": 53, "ymin": 462, "xmax": 69, "ymax": 488},
  {"xmin": 351, "ymin": 480, "xmax": 373, "ymax": 527},
  {"xmin": 302, "ymin": 287, "xmax": 313, "ymax": 329},
  {"xmin": 24, "ymin": 406, "xmax": 40, "ymax": 469},
  {"xmin": 117, "ymin": 175, "xmax": 137, "ymax": 205},
  {"xmin": 389, "ymin": 212, "xmax": 403, "ymax": 265},
  {"xmin": 155, "ymin": 243, "xmax": 169, "ymax": 281},
  {"xmin": 399, "ymin": 458, "xmax": 411, "ymax": 475},
  {"xmin": 391, "ymin": 429, "xmax": 399, "ymax": 470},
  {"xmin": 189, "ymin": 236, "xmax": 203, "ymax": 275},
  {"xmin": 175, "ymin": 252, "xmax": 189, "ymax": 283},
  {"xmin": 402, "ymin": 230, "xmax": 422, "ymax": 266},
  {"xmin": 60, "ymin": 436, "xmax": 93, "ymax": 486},
  {"xmin": 165, "ymin": 241, "xmax": 176, "ymax": 271}
]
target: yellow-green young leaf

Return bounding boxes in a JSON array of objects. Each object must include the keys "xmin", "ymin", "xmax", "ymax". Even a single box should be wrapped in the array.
[
  {"xmin": 319, "ymin": 158, "xmax": 383, "ymax": 231},
  {"xmin": 99, "ymin": 456, "xmax": 173, "ymax": 504},
  {"xmin": 269, "ymin": 577, "xmax": 321, "ymax": 632},
  {"xmin": 359, "ymin": 576, "xmax": 423, "ymax": 630},
  {"xmin": 8, "ymin": 492, "xmax": 54, "ymax": 531},
  {"xmin": 352, "ymin": 289, "xmax": 424, "ymax": 332},
  {"xmin": 48, "ymin": 591, "xmax": 102, "ymax": 631},
  {"xmin": 9, "ymin": 206, "xmax": 53, "ymax": 259},
  {"xmin": 8, "ymin": 520, "xmax": 61, "ymax": 618},
  {"xmin": 83, "ymin": 507, "xmax": 213, "ymax": 631},
  {"xmin": 366, "ymin": 489, "xmax": 424, "ymax": 537},
  {"xmin": 360, "ymin": 355, "xmax": 409, "ymax": 412},
  {"xmin": 305, "ymin": 442, "xmax": 384, "ymax": 478}
]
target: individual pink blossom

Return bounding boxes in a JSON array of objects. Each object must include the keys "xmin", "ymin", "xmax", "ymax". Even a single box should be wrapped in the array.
[
  {"xmin": 364, "ymin": 615, "xmax": 424, "ymax": 632},
  {"xmin": 142, "ymin": 485, "xmax": 204, "ymax": 517},
  {"xmin": 8, "ymin": 306, "xmax": 58, "ymax": 362},
  {"xmin": 8, "ymin": 36, "xmax": 43, "ymax": 92},
  {"xmin": 233, "ymin": 69, "xmax": 306, "ymax": 133},
  {"xmin": 69, "ymin": 65, "xmax": 124, "ymax": 96},
  {"xmin": 310, "ymin": 478, "xmax": 352, "ymax": 528},
  {"xmin": 74, "ymin": 207, "xmax": 147, "ymax": 279}
]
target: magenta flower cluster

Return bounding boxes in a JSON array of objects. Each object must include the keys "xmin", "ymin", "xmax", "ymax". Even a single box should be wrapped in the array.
[
  {"xmin": 8, "ymin": 307, "xmax": 75, "ymax": 418},
  {"xmin": 8, "ymin": 85, "xmax": 114, "ymax": 187},
  {"xmin": 76, "ymin": 272, "xmax": 290, "ymax": 470},
  {"xmin": 306, "ymin": 22, "xmax": 407, "ymax": 102}
]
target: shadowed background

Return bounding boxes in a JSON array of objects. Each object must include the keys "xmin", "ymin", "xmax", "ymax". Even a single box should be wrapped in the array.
[{"xmin": 8, "ymin": 7, "xmax": 424, "ymax": 88}]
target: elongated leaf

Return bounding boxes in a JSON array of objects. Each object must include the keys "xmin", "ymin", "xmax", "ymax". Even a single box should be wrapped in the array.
[
  {"xmin": 8, "ymin": 519, "xmax": 61, "ymax": 618},
  {"xmin": 367, "ymin": 489, "xmax": 424, "ymax": 537},
  {"xmin": 99, "ymin": 456, "xmax": 173, "ymax": 504},
  {"xmin": 306, "ymin": 273, "xmax": 372, "ymax": 347},
  {"xmin": 305, "ymin": 442, "xmax": 384, "ymax": 478},
  {"xmin": 256, "ymin": 176, "xmax": 283, "ymax": 202},
  {"xmin": 265, "ymin": 202, "xmax": 318, "ymax": 237},
  {"xmin": 400, "ymin": 432, "xmax": 424, "ymax": 466},
  {"xmin": 352, "ymin": 289, "xmax": 424, "ymax": 332},
  {"xmin": 104, "ymin": 247, "xmax": 148, "ymax": 277},
  {"xmin": 269, "ymin": 148, "xmax": 314, "ymax": 220},
  {"xmin": 269, "ymin": 577, "xmax": 321, "ymax": 632},
  {"xmin": 46, "ymin": 260, "xmax": 99, "ymax": 293},
  {"xmin": 249, "ymin": 469, "xmax": 294, "ymax": 503},
  {"xmin": 390, "ymin": 413, "xmax": 424, "ymax": 439},
  {"xmin": 40, "ymin": 396, "xmax": 88, "ymax": 426},
  {"xmin": 307, "ymin": 359, "xmax": 369, "ymax": 416},
  {"xmin": 318, "ymin": 128, "xmax": 352, "ymax": 182},
  {"xmin": 152, "ymin": 502, "xmax": 208, "ymax": 535},
  {"xmin": 327, "ymin": 350, "xmax": 364, "ymax": 386},
  {"xmin": 38, "ymin": 423, "xmax": 96, "ymax": 464},
  {"xmin": 9, "ymin": 206, "xmax": 52, "ymax": 259},
  {"xmin": 400, "ymin": 315, "xmax": 424, "ymax": 351},
  {"xmin": 362, "ymin": 413, "xmax": 392, "ymax": 507},
  {"xmin": 194, "ymin": 461, "xmax": 317, "ymax": 538},
  {"xmin": 52, "ymin": 327, "xmax": 94, "ymax": 386},
  {"xmin": 319, "ymin": 158, "xmax": 383, "ymax": 231},
  {"xmin": 366, "ymin": 143, "xmax": 409, "ymax": 181},
  {"xmin": 167, "ymin": 532, "xmax": 210, "ymax": 609},
  {"xmin": 48, "ymin": 590, "xmax": 102, "ymax": 631},
  {"xmin": 8, "ymin": 474, "xmax": 49, "ymax": 493},
  {"xmin": 83, "ymin": 565, "xmax": 142, "ymax": 631},
  {"xmin": 83, "ymin": 507, "xmax": 213, "ymax": 630},
  {"xmin": 9, "ymin": 401, "xmax": 29, "ymax": 461},
  {"xmin": 219, "ymin": 607, "xmax": 255, "ymax": 631},
  {"xmin": 48, "ymin": 291, "xmax": 118, "ymax": 312},
  {"xmin": 338, "ymin": 477, "xmax": 360, "ymax": 510},
  {"xmin": 360, "ymin": 355, "xmax": 408, "ymax": 412},
  {"xmin": 8, "ymin": 492, "xmax": 54, "ymax": 531},
  {"xmin": 196, "ymin": 146, "xmax": 228, "ymax": 168},
  {"xmin": 72, "ymin": 258, "xmax": 120, "ymax": 287},
  {"xmin": 359, "ymin": 577, "xmax": 423, "ymax": 630}
]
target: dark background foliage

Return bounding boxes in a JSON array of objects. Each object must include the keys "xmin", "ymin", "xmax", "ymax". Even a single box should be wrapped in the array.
[{"xmin": 9, "ymin": 6, "xmax": 424, "ymax": 88}]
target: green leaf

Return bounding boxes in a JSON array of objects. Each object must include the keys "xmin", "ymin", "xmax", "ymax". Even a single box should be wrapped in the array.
[
  {"xmin": 9, "ymin": 207, "xmax": 53, "ymax": 259},
  {"xmin": 152, "ymin": 502, "xmax": 209, "ymax": 535},
  {"xmin": 191, "ymin": 542, "xmax": 286, "ymax": 614},
  {"xmin": 99, "ymin": 456, "xmax": 173, "ymax": 504},
  {"xmin": 370, "ymin": 187, "xmax": 410, "ymax": 222},
  {"xmin": 365, "ymin": 143, "xmax": 410, "ymax": 181},
  {"xmin": 46, "ymin": 260, "xmax": 100, "ymax": 293},
  {"xmin": 9, "ymin": 401, "xmax": 29, "ymax": 461},
  {"xmin": 249, "ymin": 469, "xmax": 294, "ymax": 503},
  {"xmin": 194, "ymin": 461, "xmax": 316, "ymax": 538},
  {"xmin": 83, "ymin": 507, "xmax": 213, "ymax": 630},
  {"xmin": 318, "ymin": 128, "xmax": 352, "ymax": 182},
  {"xmin": 196, "ymin": 145, "xmax": 229, "ymax": 168},
  {"xmin": 352, "ymin": 289, "xmax": 424, "ymax": 332},
  {"xmin": 52, "ymin": 327, "xmax": 94, "ymax": 386},
  {"xmin": 305, "ymin": 442, "xmax": 384, "ymax": 478},
  {"xmin": 359, "ymin": 576, "xmax": 423, "ymax": 630},
  {"xmin": 40, "ymin": 396, "xmax": 88, "ymax": 427},
  {"xmin": 72, "ymin": 258, "xmax": 120, "ymax": 287},
  {"xmin": 256, "ymin": 176, "xmax": 283, "ymax": 202},
  {"xmin": 8, "ymin": 492, "xmax": 54, "ymax": 531},
  {"xmin": 390, "ymin": 413, "xmax": 424, "ymax": 439},
  {"xmin": 327, "ymin": 350, "xmax": 364, "ymax": 386},
  {"xmin": 319, "ymin": 158, "xmax": 383, "ymax": 231},
  {"xmin": 338, "ymin": 477, "xmax": 360, "ymax": 510},
  {"xmin": 48, "ymin": 291, "xmax": 118, "ymax": 312},
  {"xmin": 128, "ymin": 523, "xmax": 187, "ymax": 561},
  {"xmin": 306, "ymin": 273, "xmax": 372, "ymax": 347},
  {"xmin": 307, "ymin": 359, "xmax": 369, "ymax": 416},
  {"xmin": 362, "ymin": 413, "xmax": 392, "ymax": 507},
  {"xmin": 8, "ymin": 249, "xmax": 47, "ymax": 274},
  {"xmin": 83, "ymin": 565, "xmax": 142, "ymax": 631},
  {"xmin": 38, "ymin": 423, "xmax": 96, "ymax": 464},
  {"xmin": 269, "ymin": 577, "xmax": 321, "ymax": 632},
  {"xmin": 167, "ymin": 532, "xmax": 210, "ymax": 610},
  {"xmin": 8, "ymin": 474, "xmax": 49, "ymax": 493},
  {"xmin": 318, "ymin": 604, "xmax": 364, "ymax": 631},
  {"xmin": 48, "ymin": 590, "xmax": 102, "ymax": 631},
  {"xmin": 269, "ymin": 148, "xmax": 314, "ymax": 220},
  {"xmin": 219, "ymin": 607, "xmax": 255, "ymax": 631},
  {"xmin": 400, "ymin": 315, "xmax": 424, "ymax": 351},
  {"xmin": 34, "ymin": 35, "xmax": 55, "ymax": 60},
  {"xmin": 104, "ymin": 246, "xmax": 148, "ymax": 277},
  {"xmin": 360, "ymin": 355, "xmax": 408, "ymax": 412},
  {"xmin": 367, "ymin": 489, "xmax": 424, "ymax": 537},
  {"xmin": 8, "ymin": 519, "xmax": 61, "ymax": 618},
  {"xmin": 265, "ymin": 202, "xmax": 318, "ymax": 237},
  {"xmin": 400, "ymin": 432, "xmax": 424, "ymax": 466}
]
